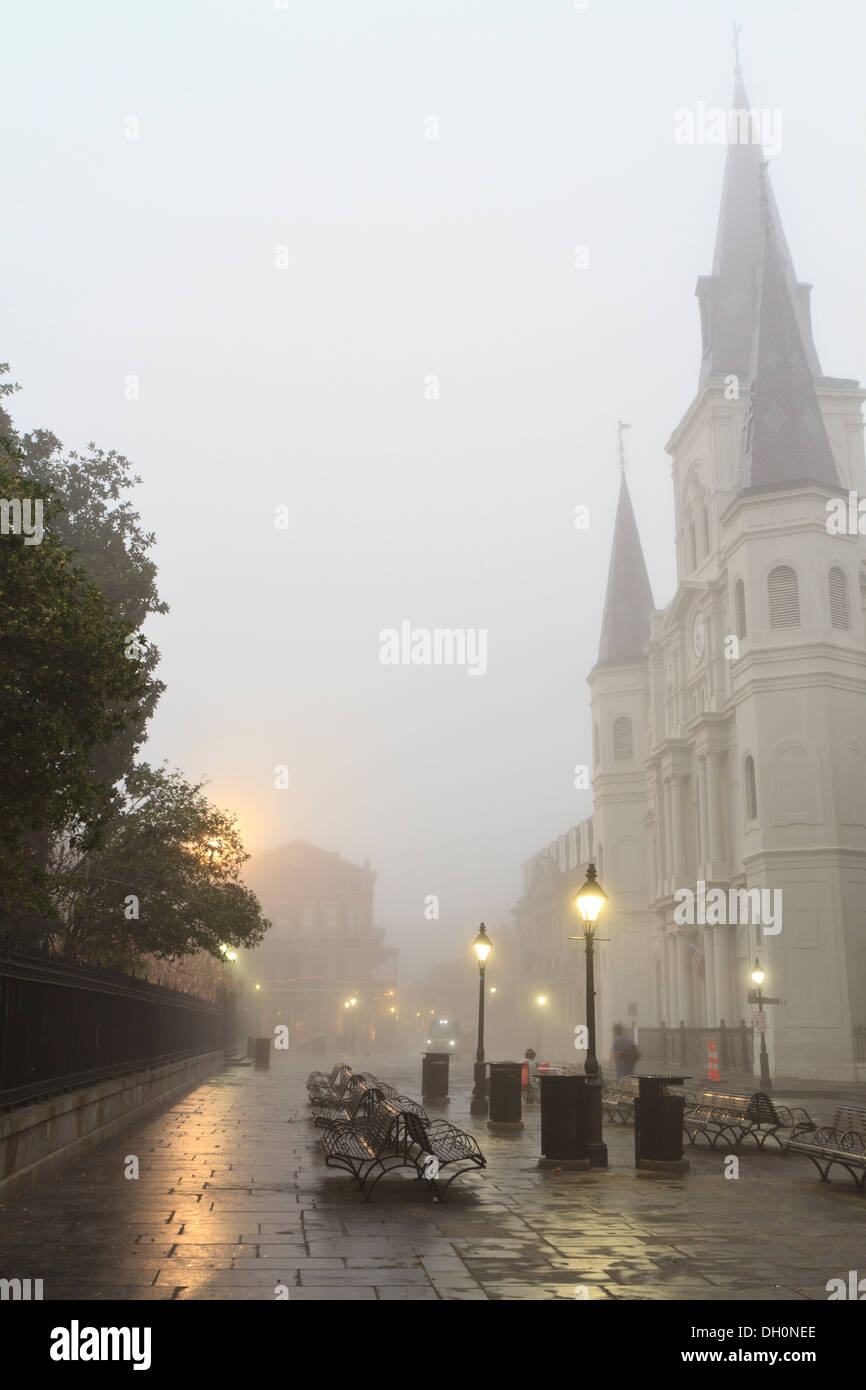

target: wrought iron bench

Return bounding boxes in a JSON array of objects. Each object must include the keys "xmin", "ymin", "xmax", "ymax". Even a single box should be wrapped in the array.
[
  {"xmin": 601, "ymin": 1075, "xmax": 640, "ymax": 1122},
  {"xmin": 401, "ymin": 1110, "xmax": 486, "ymax": 1201},
  {"xmin": 786, "ymin": 1106, "xmax": 866, "ymax": 1191},
  {"xmin": 320, "ymin": 1100, "xmax": 418, "ymax": 1200},
  {"xmin": 320, "ymin": 1101, "xmax": 485, "ymax": 1202},
  {"xmin": 311, "ymin": 1075, "xmax": 377, "ymax": 1125},
  {"xmin": 313, "ymin": 1080, "xmax": 428, "ymax": 1128},
  {"xmin": 308, "ymin": 1064, "xmax": 353, "ymax": 1104},
  {"xmin": 683, "ymin": 1089, "xmax": 813, "ymax": 1151},
  {"xmin": 306, "ymin": 1062, "xmax": 344, "ymax": 1089}
]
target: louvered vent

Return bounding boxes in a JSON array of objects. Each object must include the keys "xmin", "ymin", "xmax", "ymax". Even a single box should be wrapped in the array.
[
  {"xmin": 734, "ymin": 580, "xmax": 747, "ymax": 640},
  {"xmin": 829, "ymin": 567, "xmax": 850, "ymax": 630},
  {"xmin": 613, "ymin": 716, "xmax": 633, "ymax": 760},
  {"xmin": 768, "ymin": 565, "xmax": 800, "ymax": 629},
  {"xmin": 745, "ymin": 755, "xmax": 758, "ymax": 822}
]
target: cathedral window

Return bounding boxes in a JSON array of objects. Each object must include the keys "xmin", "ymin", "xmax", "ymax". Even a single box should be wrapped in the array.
[
  {"xmin": 593, "ymin": 723, "xmax": 600, "ymax": 767},
  {"xmin": 768, "ymin": 565, "xmax": 800, "ymax": 628},
  {"xmin": 744, "ymin": 755, "xmax": 758, "ymax": 823},
  {"xmin": 689, "ymin": 516, "xmax": 697, "ymax": 571},
  {"xmin": 734, "ymin": 579, "xmax": 747, "ymax": 640},
  {"xmin": 829, "ymin": 567, "xmax": 850, "ymax": 630},
  {"xmin": 703, "ymin": 505, "xmax": 710, "ymax": 556},
  {"xmin": 613, "ymin": 716, "xmax": 633, "ymax": 760}
]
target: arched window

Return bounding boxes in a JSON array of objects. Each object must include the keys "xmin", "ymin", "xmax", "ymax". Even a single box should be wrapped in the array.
[
  {"xmin": 768, "ymin": 565, "xmax": 800, "ymax": 629},
  {"xmin": 744, "ymin": 755, "xmax": 758, "ymax": 822},
  {"xmin": 688, "ymin": 515, "xmax": 697, "ymax": 571},
  {"xmin": 613, "ymin": 716, "xmax": 633, "ymax": 760},
  {"xmin": 829, "ymin": 567, "xmax": 850, "ymax": 630},
  {"xmin": 593, "ymin": 724, "xmax": 600, "ymax": 766},
  {"xmin": 734, "ymin": 579, "xmax": 747, "ymax": 640},
  {"xmin": 703, "ymin": 505, "xmax": 711, "ymax": 557}
]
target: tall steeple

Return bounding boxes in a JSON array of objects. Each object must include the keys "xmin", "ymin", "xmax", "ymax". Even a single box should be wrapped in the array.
[
  {"xmin": 597, "ymin": 470, "xmax": 654, "ymax": 665},
  {"xmin": 737, "ymin": 165, "xmax": 839, "ymax": 493},
  {"xmin": 696, "ymin": 55, "xmax": 821, "ymax": 387}
]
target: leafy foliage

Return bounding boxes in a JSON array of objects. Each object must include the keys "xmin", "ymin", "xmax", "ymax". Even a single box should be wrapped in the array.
[
  {"xmin": 58, "ymin": 763, "xmax": 269, "ymax": 968},
  {"xmin": 0, "ymin": 447, "xmax": 148, "ymax": 914}
]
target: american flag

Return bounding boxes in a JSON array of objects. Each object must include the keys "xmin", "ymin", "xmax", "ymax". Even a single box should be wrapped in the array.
[{"xmin": 687, "ymin": 940, "xmax": 705, "ymax": 981}]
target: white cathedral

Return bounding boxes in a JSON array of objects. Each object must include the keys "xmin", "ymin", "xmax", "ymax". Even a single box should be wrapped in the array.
[{"xmin": 515, "ymin": 62, "xmax": 866, "ymax": 1082}]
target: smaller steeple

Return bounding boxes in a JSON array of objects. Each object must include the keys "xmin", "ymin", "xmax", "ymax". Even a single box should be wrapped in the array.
[
  {"xmin": 737, "ymin": 163, "xmax": 839, "ymax": 494},
  {"xmin": 597, "ymin": 468, "xmax": 654, "ymax": 665}
]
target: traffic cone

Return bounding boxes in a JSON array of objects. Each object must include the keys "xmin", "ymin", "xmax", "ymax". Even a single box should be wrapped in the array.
[{"xmin": 707, "ymin": 1038, "xmax": 720, "ymax": 1083}]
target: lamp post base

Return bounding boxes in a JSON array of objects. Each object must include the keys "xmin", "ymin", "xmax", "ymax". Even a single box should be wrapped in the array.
[
  {"xmin": 587, "ymin": 1140, "xmax": 608, "ymax": 1168},
  {"xmin": 584, "ymin": 1079, "xmax": 607, "ymax": 1167},
  {"xmin": 637, "ymin": 1157, "xmax": 690, "ymax": 1174}
]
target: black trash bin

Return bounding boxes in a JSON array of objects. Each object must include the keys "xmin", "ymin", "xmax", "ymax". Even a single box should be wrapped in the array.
[
  {"xmin": 422, "ymin": 1052, "xmax": 450, "ymax": 1099},
  {"xmin": 487, "ymin": 1061, "xmax": 523, "ymax": 1129},
  {"xmin": 254, "ymin": 1036, "xmax": 271, "ymax": 1071},
  {"xmin": 634, "ymin": 1074, "xmax": 690, "ymax": 1171},
  {"xmin": 539, "ymin": 1074, "xmax": 590, "ymax": 1168}
]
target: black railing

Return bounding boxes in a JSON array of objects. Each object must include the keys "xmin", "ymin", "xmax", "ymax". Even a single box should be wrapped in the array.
[
  {"xmin": 0, "ymin": 939, "xmax": 230, "ymax": 1109},
  {"xmin": 638, "ymin": 1021, "xmax": 754, "ymax": 1074}
]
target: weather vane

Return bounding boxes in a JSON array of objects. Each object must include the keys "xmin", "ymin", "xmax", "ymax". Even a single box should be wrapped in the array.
[{"xmin": 617, "ymin": 420, "xmax": 631, "ymax": 474}]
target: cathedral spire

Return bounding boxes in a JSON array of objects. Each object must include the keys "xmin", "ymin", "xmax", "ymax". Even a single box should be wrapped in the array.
[
  {"xmin": 737, "ymin": 163, "xmax": 838, "ymax": 494},
  {"xmin": 696, "ymin": 49, "xmax": 821, "ymax": 386},
  {"xmin": 597, "ymin": 468, "xmax": 654, "ymax": 665}
]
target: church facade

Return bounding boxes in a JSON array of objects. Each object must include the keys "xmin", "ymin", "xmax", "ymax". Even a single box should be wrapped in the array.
[{"xmin": 516, "ymin": 64, "xmax": 866, "ymax": 1081}]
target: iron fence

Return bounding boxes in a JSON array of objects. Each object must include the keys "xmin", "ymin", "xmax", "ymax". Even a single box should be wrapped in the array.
[
  {"xmin": 637, "ymin": 1021, "xmax": 754, "ymax": 1073},
  {"xmin": 0, "ymin": 938, "xmax": 231, "ymax": 1109}
]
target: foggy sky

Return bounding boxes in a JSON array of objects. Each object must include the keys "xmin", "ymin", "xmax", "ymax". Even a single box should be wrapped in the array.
[{"xmin": 3, "ymin": 0, "xmax": 865, "ymax": 975}]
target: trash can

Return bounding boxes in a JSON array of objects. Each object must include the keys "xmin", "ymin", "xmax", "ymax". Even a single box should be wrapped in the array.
[
  {"xmin": 634, "ymin": 1073, "xmax": 690, "ymax": 1171},
  {"xmin": 487, "ymin": 1061, "xmax": 523, "ymax": 1129},
  {"xmin": 422, "ymin": 1051, "xmax": 450, "ymax": 1099},
  {"xmin": 254, "ymin": 1036, "xmax": 271, "ymax": 1071},
  {"xmin": 539, "ymin": 1074, "xmax": 590, "ymax": 1168},
  {"xmin": 246, "ymin": 1036, "xmax": 256, "ymax": 1058}
]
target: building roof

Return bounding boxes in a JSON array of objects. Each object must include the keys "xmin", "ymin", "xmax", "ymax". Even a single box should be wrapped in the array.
[
  {"xmin": 737, "ymin": 166, "xmax": 839, "ymax": 494},
  {"xmin": 697, "ymin": 67, "xmax": 821, "ymax": 388},
  {"xmin": 596, "ymin": 472, "xmax": 654, "ymax": 665}
]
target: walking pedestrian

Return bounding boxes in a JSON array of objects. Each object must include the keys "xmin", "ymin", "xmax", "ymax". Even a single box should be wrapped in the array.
[{"xmin": 610, "ymin": 1023, "xmax": 638, "ymax": 1079}]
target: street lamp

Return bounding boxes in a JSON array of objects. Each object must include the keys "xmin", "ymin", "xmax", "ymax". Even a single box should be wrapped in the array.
[
  {"xmin": 569, "ymin": 862, "xmax": 609, "ymax": 1167},
  {"xmin": 470, "ymin": 923, "xmax": 491, "ymax": 1116},
  {"xmin": 750, "ymin": 958, "xmax": 771, "ymax": 1090},
  {"xmin": 345, "ymin": 996, "xmax": 358, "ymax": 1054},
  {"xmin": 535, "ymin": 995, "xmax": 547, "ymax": 1054}
]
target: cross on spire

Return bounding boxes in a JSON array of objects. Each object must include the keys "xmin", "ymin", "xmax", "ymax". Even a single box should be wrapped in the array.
[
  {"xmin": 732, "ymin": 21, "xmax": 743, "ymax": 77},
  {"xmin": 617, "ymin": 420, "xmax": 631, "ymax": 474}
]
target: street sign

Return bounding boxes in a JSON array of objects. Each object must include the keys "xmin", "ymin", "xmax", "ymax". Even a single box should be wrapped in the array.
[
  {"xmin": 753, "ymin": 1012, "xmax": 768, "ymax": 1033},
  {"xmin": 748, "ymin": 991, "xmax": 784, "ymax": 1004}
]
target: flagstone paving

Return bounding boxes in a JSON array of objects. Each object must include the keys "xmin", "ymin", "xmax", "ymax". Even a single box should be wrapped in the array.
[{"xmin": 0, "ymin": 1057, "xmax": 863, "ymax": 1300}]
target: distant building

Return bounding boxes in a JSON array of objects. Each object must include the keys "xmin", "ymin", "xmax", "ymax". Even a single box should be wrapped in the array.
[
  {"xmin": 246, "ymin": 841, "xmax": 397, "ymax": 1052},
  {"xmin": 511, "ymin": 824, "xmax": 596, "ymax": 1058}
]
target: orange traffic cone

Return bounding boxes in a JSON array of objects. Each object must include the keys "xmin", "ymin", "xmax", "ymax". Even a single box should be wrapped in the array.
[{"xmin": 707, "ymin": 1039, "xmax": 720, "ymax": 1083}]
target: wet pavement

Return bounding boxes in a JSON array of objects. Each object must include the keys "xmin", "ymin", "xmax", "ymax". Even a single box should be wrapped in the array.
[{"xmin": 0, "ymin": 1055, "xmax": 863, "ymax": 1301}]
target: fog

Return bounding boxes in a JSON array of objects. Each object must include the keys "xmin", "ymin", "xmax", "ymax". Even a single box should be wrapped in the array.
[{"xmin": 3, "ymin": 0, "xmax": 865, "ymax": 979}]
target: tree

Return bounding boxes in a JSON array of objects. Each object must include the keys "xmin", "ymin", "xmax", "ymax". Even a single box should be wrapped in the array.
[
  {"xmin": 1, "ymin": 363, "xmax": 167, "ymax": 791},
  {"xmin": 0, "ymin": 450, "xmax": 149, "ymax": 919},
  {"xmin": 57, "ymin": 763, "xmax": 269, "ymax": 969}
]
